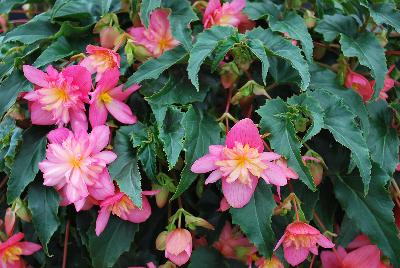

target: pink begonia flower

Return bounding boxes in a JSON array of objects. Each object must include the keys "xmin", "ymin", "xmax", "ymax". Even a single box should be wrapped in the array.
[
  {"xmin": 80, "ymin": 45, "xmax": 120, "ymax": 82},
  {"xmin": 283, "ymin": 32, "xmax": 298, "ymax": 46},
  {"xmin": 321, "ymin": 245, "xmax": 383, "ymax": 268},
  {"xmin": 275, "ymin": 159, "xmax": 299, "ymax": 198},
  {"xmin": 217, "ymin": 197, "xmax": 230, "ymax": 212},
  {"xmin": 23, "ymin": 65, "xmax": 91, "ymax": 132},
  {"xmin": 100, "ymin": 26, "xmax": 120, "ymax": 49},
  {"xmin": 345, "ymin": 69, "xmax": 374, "ymax": 102},
  {"xmin": 95, "ymin": 190, "xmax": 158, "ymax": 236},
  {"xmin": 128, "ymin": 9, "xmax": 179, "ymax": 58},
  {"xmin": 274, "ymin": 221, "xmax": 334, "ymax": 266},
  {"xmin": 191, "ymin": 118, "xmax": 287, "ymax": 208},
  {"xmin": 165, "ymin": 228, "xmax": 192, "ymax": 266},
  {"xmin": 5, "ymin": 208, "xmax": 15, "ymax": 237},
  {"xmin": 0, "ymin": 232, "xmax": 41, "ymax": 268},
  {"xmin": 370, "ymin": 65, "xmax": 397, "ymax": 100},
  {"xmin": 255, "ymin": 256, "xmax": 284, "ymax": 268},
  {"xmin": 203, "ymin": 0, "xmax": 247, "ymax": 29},
  {"xmin": 39, "ymin": 126, "xmax": 117, "ymax": 205},
  {"xmin": 213, "ymin": 221, "xmax": 252, "ymax": 260},
  {"xmin": 89, "ymin": 68, "xmax": 140, "ymax": 127}
]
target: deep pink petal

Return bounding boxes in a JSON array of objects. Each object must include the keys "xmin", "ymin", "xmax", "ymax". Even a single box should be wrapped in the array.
[
  {"xmin": 221, "ymin": 176, "xmax": 258, "ymax": 208},
  {"xmin": 105, "ymin": 99, "xmax": 137, "ymax": 124},
  {"xmin": 126, "ymin": 196, "xmax": 152, "ymax": 223},
  {"xmin": 342, "ymin": 245, "xmax": 381, "ymax": 268},
  {"xmin": 225, "ymin": 118, "xmax": 263, "ymax": 152},
  {"xmin": 70, "ymin": 108, "xmax": 88, "ymax": 134},
  {"xmin": 19, "ymin": 242, "xmax": 42, "ymax": 255},
  {"xmin": 108, "ymin": 84, "xmax": 140, "ymax": 101},
  {"xmin": 90, "ymin": 125, "xmax": 111, "ymax": 153},
  {"xmin": 29, "ymin": 102, "xmax": 56, "ymax": 125},
  {"xmin": 89, "ymin": 100, "xmax": 108, "ymax": 128},
  {"xmin": 97, "ymin": 68, "xmax": 119, "ymax": 91},
  {"xmin": 23, "ymin": 65, "xmax": 49, "ymax": 88},
  {"xmin": 61, "ymin": 65, "xmax": 92, "ymax": 96},
  {"xmin": 347, "ymin": 234, "xmax": 371, "ymax": 249},
  {"xmin": 88, "ymin": 169, "xmax": 115, "ymax": 200},
  {"xmin": 47, "ymin": 128, "xmax": 70, "ymax": 144},
  {"xmin": 203, "ymin": 0, "xmax": 221, "ymax": 24},
  {"xmin": 284, "ymin": 245, "xmax": 310, "ymax": 266},
  {"xmin": 317, "ymin": 234, "xmax": 335, "ymax": 248},
  {"xmin": 95, "ymin": 207, "xmax": 111, "ymax": 236}
]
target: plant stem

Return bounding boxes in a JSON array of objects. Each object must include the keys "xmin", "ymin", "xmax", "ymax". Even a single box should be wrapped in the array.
[{"xmin": 62, "ymin": 219, "xmax": 70, "ymax": 268}]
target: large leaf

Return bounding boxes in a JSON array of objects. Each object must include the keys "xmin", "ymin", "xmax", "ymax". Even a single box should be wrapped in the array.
[
  {"xmin": 314, "ymin": 14, "xmax": 358, "ymax": 42},
  {"xmin": 27, "ymin": 183, "xmax": 60, "ymax": 255},
  {"xmin": 246, "ymin": 28, "xmax": 310, "ymax": 90},
  {"xmin": 243, "ymin": 1, "xmax": 279, "ymax": 20},
  {"xmin": 109, "ymin": 126, "xmax": 142, "ymax": 208},
  {"xmin": 230, "ymin": 181, "xmax": 276, "ymax": 257},
  {"xmin": 187, "ymin": 26, "xmax": 235, "ymax": 90},
  {"xmin": 124, "ymin": 45, "xmax": 187, "ymax": 88},
  {"xmin": 140, "ymin": 0, "xmax": 161, "ymax": 28},
  {"xmin": 7, "ymin": 126, "xmax": 49, "ymax": 203},
  {"xmin": 88, "ymin": 216, "xmax": 138, "ymax": 268},
  {"xmin": 172, "ymin": 106, "xmax": 221, "ymax": 199},
  {"xmin": 50, "ymin": 0, "xmax": 93, "ymax": 20},
  {"xmin": 257, "ymin": 99, "xmax": 316, "ymax": 190},
  {"xmin": 333, "ymin": 165, "xmax": 400, "ymax": 267},
  {"xmin": 34, "ymin": 37, "xmax": 82, "ymax": 67},
  {"xmin": 269, "ymin": 12, "xmax": 314, "ymax": 62},
  {"xmin": 366, "ymin": 101, "xmax": 399, "ymax": 175},
  {"xmin": 0, "ymin": 117, "xmax": 22, "ymax": 175},
  {"xmin": 339, "ymin": 32, "xmax": 387, "ymax": 99},
  {"xmin": 247, "ymin": 39, "xmax": 269, "ymax": 85},
  {"xmin": 365, "ymin": 3, "xmax": 400, "ymax": 33},
  {"xmin": 311, "ymin": 90, "xmax": 371, "ymax": 194}
]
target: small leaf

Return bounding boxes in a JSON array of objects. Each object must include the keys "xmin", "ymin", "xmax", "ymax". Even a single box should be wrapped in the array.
[
  {"xmin": 140, "ymin": 0, "xmax": 161, "ymax": 28},
  {"xmin": 247, "ymin": 39, "xmax": 269, "ymax": 85},
  {"xmin": 365, "ymin": 3, "xmax": 400, "ymax": 33},
  {"xmin": 27, "ymin": 183, "xmax": 60, "ymax": 255},
  {"xmin": 0, "ymin": 117, "xmax": 23, "ymax": 175},
  {"xmin": 314, "ymin": 14, "xmax": 358, "ymax": 42},
  {"xmin": 230, "ymin": 181, "xmax": 276, "ymax": 257}
]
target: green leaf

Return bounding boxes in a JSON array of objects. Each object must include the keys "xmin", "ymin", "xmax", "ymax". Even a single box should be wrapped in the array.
[
  {"xmin": 0, "ymin": 117, "xmax": 22, "ymax": 175},
  {"xmin": 314, "ymin": 14, "xmax": 358, "ymax": 42},
  {"xmin": 243, "ymin": 1, "xmax": 279, "ymax": 20},
  {"xmin": 51, "ymin": 0, "xmax": 92, "ymax": 20},
  {"xmin": 27, "ymin": 183, "xmax": 60, "ymax": 255},
  {"xmin": 7, "ymin": 126, "xmax": 49, "ymax": 203},
  {"xmin": 311, "ymin": 90, "xmax": 371, "ymax": 194},
  {"xmin": 269, "ymin": 12, "xmax": 314, "ymax": 62},
  {"xmin": 172, "ymin": 106, "xmax": 221, "ymax": 199},
  {"xmin": 187, "ymin": 26, "xmax": 235, "ymax": 90},
  {"xmin": 257, "ymin": 99, "xmax": 316, "ymax": 190},
  {"xmin": 339, "ymin": 32, "xmax": 387, "ymax": 99},
  {"xmin": 109, "ymin": 126, "xmax": 142, "ymax": 208},
  {"xmin": 333, "ymin": 165, "xmax": 400, "ymax": 267},
  {"xmin": 162, "ymin": 0, "xmax": 198, "ymax": 51},
  {"xmin": 34, "ymin": 37, "xmax": 81, "ymax": 67},
  {"xmin": 211, "ymin": 37, "xmax": 237, "ymax": 72},
  {"xmin": 230, "ymin": 181, "xmax": 276, "ymax": 257},
  {"xmin": 140, "ymin": 0, "xmax": 161, "ymax": 28},
  {"xmin": 247, "ymin": 39, "xmax": 269, "ymax": 85},
  {"xmin": 246, "ymin": 28, "xmax": 310, "ymax": 90},
  {"xmin": 88, "ymin": 216, "xmax": 138, "ymax": 268},
  {"xmin": 366, "ymin": 101, "xmax": 399, "ymax": 175},
  {"xmin": 0, "ymin": 0, "xmax": 28, "ymax": 14},
  {"xmin": 125, "ymin": 46, "xmax": 187, "ymax": 88},
  {"xmin": 4, "ymin": 14, "xmax": 58, "ymax": 44},
  {"xmin": 365, "ymin": 3, "xmax": 400, "ymax": 33},
  {"xmin": 189, "ymin": 247, "xmax": 246, "ymax": 268}
]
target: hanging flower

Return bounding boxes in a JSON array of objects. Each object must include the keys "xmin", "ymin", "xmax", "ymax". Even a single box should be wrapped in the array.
[
  {"xmin": 39, "ymin": 126, "xmax": 117, "ymax": 205},
  {"xmin": 344, "ymin": 69, "xmax": 374, "ymax": 102},
  {"xmin": 274, "ymin": 221, "xmax": 335, "ymax": 266},
  {"xmin": 255, "ymin": 256, "xmax": 284, "ymax": 268},
  {"xmin": 370, "ymin": 65, "xmax": 397, "ymax": 100},
  {"xmin": 89, "ymin": 68, "xmax": 140, "ymax": 127},
  {"xmin": 191, "ymin": 118, "xmax": 287, "ymax": 208},
  {"xmin": 165, "ymin": 228, "xmax": 192, "ymax": 266},
  {"xmin": 128, "ymin": 9, "xmax": 179, "ymax": 58},
  {"xmin": 321, "ymin": 245, "xmax": 382, "ymax": 268},
  {"xmin": 23, "ymin": 65, "xmax": 92, "ymax": 132}
]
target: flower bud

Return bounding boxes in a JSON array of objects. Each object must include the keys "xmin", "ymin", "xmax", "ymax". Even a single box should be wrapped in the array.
[
  {"xmin": 156, "ymin": 231, "xmax": 168, "ymax": 250},
  {"xmin": 100, "ymin": 26, "xmax": 120, "ymax": 49},
  {"xmin": 13, "ymin": 198, "xmax": 31, "ymax": 222},
  {"xmin": 5, "ymin": 208, "xmax": 15, "ymax": 236},
  {"xmin": 155, "ymin": 186, "xmax": 169, "ymax": 208},
  {"xmin": 220, "ymin": 62, "xmax": 240, "ymax": 89},
  {"xmin": 184, "ymin": 215, "xmax": 214, "ymax": 230},
  {"xmin": 159, "ymin": 261, "xmax": 177, "ymax": 268},
  {"xmin": 133, "ymin": 44, "xmax": 152, "ymax": 62},
  {"xmin": 165, "ymin": 228, "xmax": 192, "ymax": 266},
  {"xmin": 304, "ymin": 10, "xmax": 316, "ymax": 29}
]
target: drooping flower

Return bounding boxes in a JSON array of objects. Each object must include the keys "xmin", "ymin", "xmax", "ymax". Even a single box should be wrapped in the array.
[
  {"xmin": 95, "ymin": 190, "xmax": 158, "ymax": 236},
  {"xmin": 80, "ymin": 45, "xmax": 120, "ymax": 81},
  {"xmin": 0, "ymin": 232, "xmax": 41, "ymax": 268},
  {"xmin": 191, "ymin": 118, "xmax": 287, "ymax": 208},
  {"xmin": 89, "ymin": 68, "xmax": 140, "ymax": 127},
  {"xmin": 23, "ymin": 65, "xmax": 91, "ymax": 132},
  {"xmin": 370, "ymin": 65, "xmax": 397, "ymax": 100},
  {"xmin": 255, "ymin": 256, "xmax": 284, "ymax": 268},
  {"xmin": 321, "ymin": 245, "xmax": 382, "ymax": 268},
  {"xmin": 100, "ymin": 26, "xmax": 120, "ymax": 49},
  {"xmin": 39, "ymin": 126, "xmax": 117, "ymax": 205},
  {"xmin": 203, "ymin": 0, "xmax": 247, "ymax": 29},
  {"xmin": 165, "ymin": 228, "xmax": 192, "ymax": 266},
  {"xmin": 274, "ymin": 221, "xmax": 335, "ymax": 266},
  {"xmin": 128, "ymin": 9, "xmax": 179, "ymax": 58},
  {"xmin": 345, "ymin": 69, "xmax": 374, "ymax": 102}
]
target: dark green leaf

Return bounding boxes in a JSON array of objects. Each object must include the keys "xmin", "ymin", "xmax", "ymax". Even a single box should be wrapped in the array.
[
  {"xmin": 247, "ymin": 39, "xmax": 269, "ymax": 85},
  {"xmin": 211, "ymin": 37, "xmax": 237, "ymax": 72},
  {"xmin": 0, "ymin": 0, "xmax": 28, "ymax": 14},
  {"xmin": 243, "ymin": 1, "xmax": 279, "ymax": 20},
  {"xmin": 140, "ymin": 0, "xmax": 161, "ymax": 28},
  {"xmin": 314, "ymin": 14, "xmax": 358, "ymax": 42},
  {"xmin": 366, "ymin": 3, "xmax": 400, "ymax": 33},
  {"xmin": 34, "ymin": 37, "xmax": 81, "ymax": 67},
  {"xmin": 51, "ymin": 0, "xmax": 92, "ymax": 20},
  {"xmin": 189, "ymin": 247, "xmax": 246, "ymax": 268},
  {"xmin": 0, "ymin": 117, "xmax": 22, "ymax": 175}
]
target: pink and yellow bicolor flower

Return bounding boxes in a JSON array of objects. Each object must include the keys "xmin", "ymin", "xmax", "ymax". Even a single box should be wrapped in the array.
[
  {"xmin": 321, "ymin": 245, "xmax": 384, "ymax": 268},
  {"xmin": 191, "ymin": 118, "xmax": 288, "ymax": 208},
  {"xmin": 203, "ymin": 0, "xmax": 248, "ymax": 29},
  {"xmin": 128, "ymin": 9, "xmax": 180, "ymax": 58},
  {"xmin": 274, "ymin": 221, "xmax": 334, "ymax": 266},
  {"xmin": 39, "ymin": 126, "xmax": 117, "ymax": 205},
  {"xmin": 255, "ymin": 256, "xmax": 284, "ymax": 268},
  {"xmin": 80, "ymin": 45, "xmax": 120, "ymax": 82},
  {"xmin": 165, "ymin": 228, "xmax": 192, "ymax": 266},
  {"xmin": 23, "ymin": 65, "xmax": 92, "ymax": 133},
  {"xmin": 89, "ymin": 68, "xmax": 140, "ymax": 127},
  {"xmin": 0, "ymin": 232, "xmax": 41, "ymax": 268},
  {"xmin": 95, "ymin": 189, "xmax": 159, "ymax": 236}
]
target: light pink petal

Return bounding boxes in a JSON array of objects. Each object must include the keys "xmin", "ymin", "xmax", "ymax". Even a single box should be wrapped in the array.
[
  {"xmin": 108, "ymin": 84, "xmax": 140, "ymax": 101},
  {"xmin": 261, "ymin": 164, "xmax": 287, "ymax": 186},
  {"xmin": 165, "ymin": 251, "xmax": 191, "ymax": 266},
  {"xmin": 23, "ymin": 91, "xmax": 38, "ymax": 101},
  {"xmin": 19, "ymin": 242, "xmax": 42, "ymax": 255},
  {"xmin": 347, "ymin": 234, "xmax": 371, "ymax": 249},
  {"xmin": 89, "ymin": 169, "xmax": 115, "ymax": 200},
  {"xmin": 22, "ymin": 65, "xmax": 49, "ymax": 88},
  {"xmin": 94, "ymin": 151, "xmax": 117, "ymax": 165},
  {"xmin": 191, "ymin": 154, "xmax": 218, "ymax": 173},
  {"xmin": 222, "ymin": 176, "xmax": 258, "ymax": 208},
  {"xmin": 90, "ymin": 125, "xmax": 111, "ymax": 153},
  {"xmin": 209, "ymin": 145, "xmax": 224, "ymax": 156},
  {"xmin": 226, "ymin": 0, "xmax": 246, "ymax": 13},
  {"xmin": 74, "ymin": 198, "xmax": 93, "ymax": 212},
  {"xmin": 97, "ymin": 68, "xmax": 119, "ymax": 91},
  {"xmin": 284, "ymin": 246, "xmax": 310, "ymax": 266},
  {"xmin": 70, "ymin": 108, "xmax": 88, "ymax": 134},
  {"xmin": 205, "ymin": 170, "xmax": 223, "ymax": 184},
  {"xmin": 95, "ymin": 207, "xmax": 111, "ymax": 236},
  {"xmin": 105, "ymin": 99, "xmax": 137, "ymax": 124},
  {"xmin": 321, "ymin": 250, "xmax": 342, "ymax": 268},
  {"xmin": 203, "ymin": 0, "xmax": 221, "ymax": 24},
  {"xmin": 64, "ymin": 183, "xmax": 86, "ymax": 204},
  {"xmin": 89, "ymin": 100, "xmax": 108, "ymax": 128},
  {"xmin": 274, "ymin": 234, "xmax": 285, "ymax": 251},
  {"xmin": 47, "ymin": 128, "xmax": 70, "ymax": 144},
  {"xmin": 149, "ymin": 9, "xmax": 171, "ymax": 36},
  {"xmin": 62, "ymin": 65, "xmax": 92, "ymax": 96},
  {"xmin": 225, "ymin": 118, "xmax": 263, "ymax": 152},
  {"xmin": 342, "ymin": 245, "xmax": 381, "ymax": 268},
  {"xmin": 79, "ymin": 57, "xmax": 96, "ymax": 74},
  {"xmin": 317, "ymin": 234, "xmax": 335, "ymax": 248},
  {"xmin": 126, "ymin": 196, "xmax": 152, "ymax": 223},
  {"xmin": 29, "ymin": 102, "xmax": 56, "ymax": 125},
  {"xmin": 260, "ymin": 152, "xmax": 281, "ymax": 161},
  {"xmin": 128, "ymin": 27, "xmax": 150, "ymax": 46}
]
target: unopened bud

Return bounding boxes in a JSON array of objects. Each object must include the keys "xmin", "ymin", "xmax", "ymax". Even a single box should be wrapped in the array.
[
  {"xmin": 159, "ymin": 261, "xmax": 177, "ymax": 268},
  {"xmin": 304, "ymin": 10, "xmax": 316, "ymax": 28},
  {"xmin": 133, "ymin": 44, "xmax": 151, "ymax": 62},
  {"xmin": 5, "ymin": 208, "xmax": 15, "ymax": 236},
  {"xmin": 185, "ymin": 215, "xmax": 214, "ymax": 230},
  {"xmin": 100, "ymin": 26, "xmax": 120, "ymax": 49},
  {"xmin": 14, "ymin": 198, "xmax": 31, "ymax": 222},
  {"xmin": 156, "ymin": 231, "xmax": 168, "ymax": 250},
  {"xmin": 154, "ymin": 185, "xmax": 169, "ymax": 208}
]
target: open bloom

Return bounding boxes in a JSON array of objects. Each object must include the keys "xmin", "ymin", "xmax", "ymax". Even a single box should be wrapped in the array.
[
  {"xmin": 191, "ymin": 118, "xmax": 287, "ymax": 208},
  {"xmin": 0, "ymin": 232, "xmax": 41, "ymax": 268},
  {"xmin": 321, "ymin": 245, "xmax": 382, "ymax": 268},
  {"xmin": 39, "ymin": 126, "xmax": 117, "ymax": 204},
  {"xmin": 345, "ymin": 69, "xmax": 374, "ymax": 102},
  {"xmin": 370, "ymin": 65, "xmax": 397, "ymax": 100},
  {"xmin": 89, "ymin": 68, "xmax": 140, "ymax": 127},
  {"xmin": 128, "ymin": 9, "xmax": 179, "ymax": 57},
  {"xmin": 165, "ymin": 228, "xmax": 192, "ymax": 266},
  {"xmin": 95, "ymin": 190, "xmax": 158, "ymax": 236},
  {"xmin": 203, "ymin": 0, "xmax": 248, "ymax": 29},
  {"xmin": 23, "ymin": 65, "xmax": 91, "ymax": 132},
  {"xmin": 255, "ymin": 256, "xmax": 284, "ymax": 268},
  {"xmin": 274, "ymin": 221, "xmax": 334, "ymax": 266},
  {"xmin": 80, "ymin": 45, "xmax": 120, "ymax": 81}
]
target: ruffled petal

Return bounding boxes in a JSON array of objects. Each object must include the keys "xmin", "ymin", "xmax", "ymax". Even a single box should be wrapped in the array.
[
  {"xmin": 22, "ymin": 65, "xmax": 49, "ymax": 88},
  {"xmin": 221, "ymin": 176, "xmax": 258, "ymax": 208},
  {"xmin": 105, "ymin": 99, "xmax": 137, "ymax": 124},
  {"xmin": 90, "ymin": 125, "xmax": 111, "ymax": 153},
  {"xmin": 225, "ymin": 118, "xmax": 263, "ymax": 152},
  {"xmin": 89, "ymin": 100, "xmax": 108, "ymax": 128}
]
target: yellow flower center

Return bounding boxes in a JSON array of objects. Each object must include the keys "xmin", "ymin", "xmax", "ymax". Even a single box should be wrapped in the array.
[
  {"xmin": 284, "ymin": 234, "xmax": 315, "ymax": 250},
  {"xmin": 70, "ymin": 156, "xmax": 83, "ymax": 168},
  {"xmin": 100, "ymin": 92, "xmax": 113, "ymax": 104},
  {"xmin": 111, "ymin": 195, "xmax": 135, "ymax": 217},
  {"xmin": 2, "ymin": 246, "xmax": 22, "ymax": 264}
]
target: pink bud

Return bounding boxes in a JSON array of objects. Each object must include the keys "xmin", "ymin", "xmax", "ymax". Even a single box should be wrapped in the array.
[
  {"xmin": 218, "ymin": 197, "xmax": 230, "ymax": 212},
  {"xmin": 345, "ymin": 69, "xmax": 373, "ymax": 102},
  {"xmin": 5, "ymin": 208, "xmax": 16, "ymax": 236},
  {"xmin": 165, "ymin": 228, "xmax": 192, "ymax": 266},
  {"xmin": 100, "ymin": 26, "xmax": 120, "ymax": 49}
]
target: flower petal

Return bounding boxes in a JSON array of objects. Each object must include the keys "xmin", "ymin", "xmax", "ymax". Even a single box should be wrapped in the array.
[
  {"xmin": 19, "ymin": 242, "xmax": 42, "ymax": 255},
  {"xmin": 221, "ymin": 176, "xmax": 258, "ymax": 208},
  {"xmin": 126, "ymin": 196, "xmax": 152, "ymax": 223},
  {"xmin": 90, "ymin": 125, "xmax": 111, "ymax": 153},
  {"xmin": 61, "ymin": 65, "xmax": 92, "ymax": 96},
  {"xmin": 342, "ymin": 245, "xmax": 381, "ymax": 268},
  {"xmin": 89, "ymin": 100, "xmax": 108, "ymax": 128},
  {"xmin": 205, "ymin": 170, "xmax": 223, "ymax": 184},
  {"xmin": 47, "ymin": 128, "xmax": 70, "ymax": 144},
  {"xmin": 105, "ymin": 99, "xmax": 137, "ymax": 124},
  {"xmin": 225, "ymin": 118, "xmax": 263, "ymax": 152},
  {"xmin": 191, "ymin": 154, "xmax": 218, "ymax": 173},
  {"xmin": 284, "ymin": 245, "xmax": 310, "ymax": 266},
  {"xmin": 23, "ymin": 65, "xmax": 49, "ymax": 88},
  {"xmin": 95, "ymin": 207, "xmax": 111, "ymax": 236}
]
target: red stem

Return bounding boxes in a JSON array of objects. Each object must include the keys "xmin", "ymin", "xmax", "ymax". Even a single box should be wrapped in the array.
[
  {"xmin": 225, "ymin": 88, "xmax": 232, "ymax": 133},
  {"xmin": 62, "ymin": 219, "xmax": 70, "ymax": 268}
]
